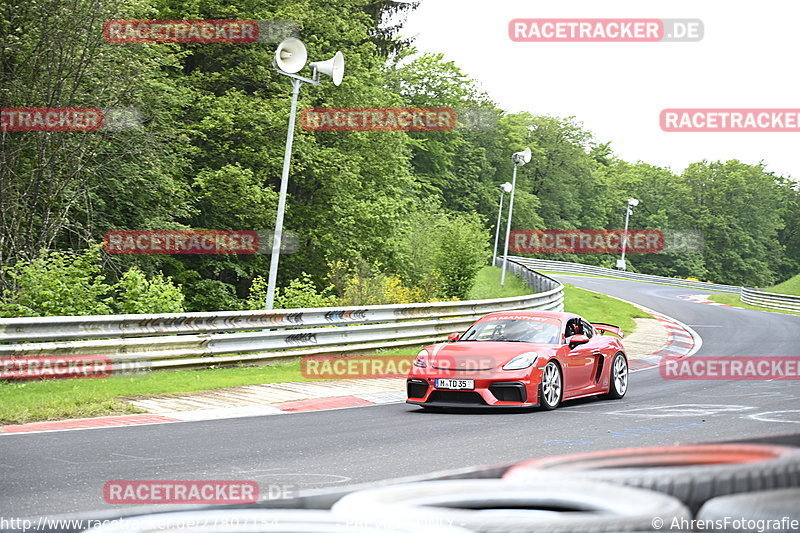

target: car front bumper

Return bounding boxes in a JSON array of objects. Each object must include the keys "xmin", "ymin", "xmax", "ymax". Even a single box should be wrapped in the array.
[{"xmin": 405, "ymin": 372, "xmax": 541, "ymax": 408}]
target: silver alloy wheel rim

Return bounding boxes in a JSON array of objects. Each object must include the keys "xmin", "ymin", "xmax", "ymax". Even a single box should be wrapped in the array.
[
  {"xmin": 542, "ymin": 363, "xmax": 561, "ymax": 406},
  {"xmin": 614, "ymin": 355, "xmax": 628, "ymax": 395}
]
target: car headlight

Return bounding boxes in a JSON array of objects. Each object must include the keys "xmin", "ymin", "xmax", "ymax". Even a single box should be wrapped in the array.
[
  {"xmin": 414, "ymin": 349, "xmax": 429, "ymax": 368},
  {"xmin": 503, "ymin": 352, "xmax": 538, "ymax": 370}
]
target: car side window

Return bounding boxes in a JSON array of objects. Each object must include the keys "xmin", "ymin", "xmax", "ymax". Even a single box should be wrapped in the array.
[{"xmin": 581, "ymin": 320, "xmax": 594, "ymax": 338}]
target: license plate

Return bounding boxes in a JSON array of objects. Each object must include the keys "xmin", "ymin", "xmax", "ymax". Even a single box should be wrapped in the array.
[{"xmin": 435, "ymin": 379, "xmax": 474, "ymax": 390}]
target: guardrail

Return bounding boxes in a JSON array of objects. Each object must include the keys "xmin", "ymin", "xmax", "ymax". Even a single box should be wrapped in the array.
[
  {"xmin": 740, "ymin": 287, "xmax": 800, "ymax": 312},
  {"xmin": 511, "ymin": 256, "xmax": 800, "ymax": 314},
  {"xmin": 0, "ymin": 258, "xmax": 563, "ymax": 374},
  {"xmin": 509, "ymin": 257, "xmax": 742, "ymax": 293}
]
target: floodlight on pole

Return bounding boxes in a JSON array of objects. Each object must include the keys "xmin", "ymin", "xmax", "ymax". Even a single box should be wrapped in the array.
[
  {"xmin": 265, "ymin": 39, "xmax": 345, "ymax": 309},
  {"xmin": 492, "ymin": 182, "xmax": 513, "ymax": 266},
  {"xmin": 501, "ymin": 147, "xmax": 531, "ymax": 286},
  {"xmin": 617, "ymin": 198, "xmax": 640, "ymax": 271}
]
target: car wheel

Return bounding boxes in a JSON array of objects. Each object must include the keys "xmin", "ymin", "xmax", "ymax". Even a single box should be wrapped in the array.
[
  {"xmin": 503, "ymin": 444, "xmax": 800, "ymax": 513},
  {"xmin": 331, "ymin": 478, "xmax": 690, "ymax": 533},
  {"xmin": 602, "ymin": 352, "xmax": 628, "ymax": 400},
  {"xmin": 539, "ymin": 361, "xmax": 562, "ymax": 410}
]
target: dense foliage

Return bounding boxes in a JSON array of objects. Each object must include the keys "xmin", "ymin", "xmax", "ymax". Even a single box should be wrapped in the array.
[{"xmin": 1, "ymin": 0, "xmax": 798, "ymax": 315}]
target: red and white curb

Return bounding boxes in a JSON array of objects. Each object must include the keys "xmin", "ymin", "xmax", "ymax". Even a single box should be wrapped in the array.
[
  {"xmin": 679, "ymin": 294, "xmax": 734, "ymax": 307},
  {"xmin": 1, "ymin": 381, "xmax": 406, "ymax": 435},
  {"xmin": 628, "ymin": 309, "xmax": 701, "ymax": 372}
]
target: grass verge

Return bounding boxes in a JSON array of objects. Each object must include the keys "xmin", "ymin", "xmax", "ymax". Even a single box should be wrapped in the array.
[
  {"xmin": 767, "ymin": 273, "xmax": 800, "ymax": 296},
  {"xmin": 467, "ymin": 266, "xmax": 532, "ymax": 299},
  {"xmin": 0, "ymin": 362, "xmax": 309, "ymax": 425},
  {"xmin": 562, "ymin": 284, "xmax": 650, "ymax": 334}
]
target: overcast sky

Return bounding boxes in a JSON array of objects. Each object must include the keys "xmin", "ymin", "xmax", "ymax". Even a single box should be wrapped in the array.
[{"xmin": 400, "ymin": 0, "xmax": 800, "ymax": 179}]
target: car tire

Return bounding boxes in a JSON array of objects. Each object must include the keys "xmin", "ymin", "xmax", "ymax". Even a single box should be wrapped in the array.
[
  {"xmin": 503, "ymin": 444, "xmax": 800, "ymax": 513},
  {"xmin": 331, "ymin": 478, "xmax": 690, "ymax": 533},
  {"xmin": 601, "ymin": 352, "xmax": 628, "ymax": 400},
  {"xmin": 538, "ymin": 360, "xmax": 562, "ymax": 410},
  {"xmin": 696, "ymin": 488, "xmax": 800, "ymax": 532}
]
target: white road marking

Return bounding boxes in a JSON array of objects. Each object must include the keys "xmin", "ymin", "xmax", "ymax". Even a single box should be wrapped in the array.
[
  {"xmin": 607, "ymin": 404, "xmax": 754, "ymax": 417},
  {"xmin": 749, "ymin": 410, "xmax": 800, "ymax": 424}
]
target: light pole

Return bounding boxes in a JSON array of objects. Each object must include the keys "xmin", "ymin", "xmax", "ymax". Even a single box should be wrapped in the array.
[
  {"xmin": 617, "ymin": 198, "xmax": 640, "ymax": 271},
  {"xmin": 501, "ymin": 147, "xmax": 531, "ymax": 286},
  {"xmin": 492, "ymin": 182, "xmax": 513, "ymax": 266},
  {"xmin": 265, "ymin": 39, "xmax": 344, "ymax": 309}
]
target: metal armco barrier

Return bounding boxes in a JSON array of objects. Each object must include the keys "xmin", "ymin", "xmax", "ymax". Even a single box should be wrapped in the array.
[
  {"xmin": 741, "ymin": 287, "xmax": 800, "ymax": 312},
  {"xmin": 510, "ymin": 257, "xmax": 742, "ymax": 293},
  {"xmin": 0, "ymin": 258, "xmax": 563, "ymax": 373},
  {"xmin": 512, "ymin": 256, "xmax": 800, "ymax": 314}
]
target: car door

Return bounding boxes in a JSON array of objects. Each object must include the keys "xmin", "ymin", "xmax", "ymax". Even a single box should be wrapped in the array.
[
  {"xmin": 580, "ymin": 319, "xmax": 608, "ymax": 387},
  {"xmin": 563, "ymin": 318, "xmax": 596, "ymax": 393}
]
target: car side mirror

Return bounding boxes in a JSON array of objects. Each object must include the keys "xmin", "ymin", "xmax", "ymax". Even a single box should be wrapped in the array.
[
  {"xmin": 568, "ymin": 334, "xmax": 589, "ymax": 349},
  {"xmin": 447, "ymin": 332, "xmax": 460, "ymax": 342}
]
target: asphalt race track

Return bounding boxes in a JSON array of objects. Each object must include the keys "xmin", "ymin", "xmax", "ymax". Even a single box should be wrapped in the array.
[{"xmin": 2, "ymin": 275, "xmax": 800, "ymax": 518}]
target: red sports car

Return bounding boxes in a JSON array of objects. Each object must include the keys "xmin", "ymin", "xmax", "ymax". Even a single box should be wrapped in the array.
[{"xmin": 406, "ymin": 310, "xmax": 628, "ymax": 410}]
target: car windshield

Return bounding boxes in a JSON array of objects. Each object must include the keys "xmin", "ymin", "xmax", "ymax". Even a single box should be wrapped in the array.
[{"xmin": 460, "ymin": 319, "xmax": 561, "ymax": 344}]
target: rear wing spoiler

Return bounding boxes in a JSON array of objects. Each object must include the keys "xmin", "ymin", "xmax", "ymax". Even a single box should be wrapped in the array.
[{"xmin": 591, "ymin": 323, "xmax": 624, "ymax": 338}]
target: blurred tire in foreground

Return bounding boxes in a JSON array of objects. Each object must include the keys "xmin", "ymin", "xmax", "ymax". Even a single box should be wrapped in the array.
[
  {"xmin": 81, "ymin": 509, "xmax": 473, "ymax": 533},
  {"xmin": 697, "ymin": 488, "xmax": 800, "ymax": 532},
  {"xmin": 331, "ymin": 478, "xmax": 689, "ymax": 533},
  {"xmin": 503, "ymin": 444, "xmax": 800, "ymax": 512}
]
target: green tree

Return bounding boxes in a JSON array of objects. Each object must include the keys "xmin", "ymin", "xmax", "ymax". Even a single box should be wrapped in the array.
[
  {"xmin": 0, "ymin": 0, "xmax": 191, "ymax": 271},
  {"xmin": 681, "ymin": 161, "xmax": 786, "ymax": 285}
]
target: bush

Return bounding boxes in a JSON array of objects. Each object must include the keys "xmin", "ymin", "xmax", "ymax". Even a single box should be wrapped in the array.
[
  {"xmin": 244, "ymin": 273, "xmax": 337, "ymax": 310},
  {"xmin": 395, "ymin": 210, "xmax": 490, "ymax": 300},
  {"xmin": 113, "ymin": 267, "xmax": 185, "ymax": 314},
  {"xmin": 329, "ymin": 260, "xmax": 428, "ymax": 306},
  {"xmin": 433, "ymin": 213, "xmax": 490, "ymax": 299},
  {"xmin": 0, "ymin": 246, "xmax": 113, "ymax": 317},
  {"xmin": 0, "ymin": 245, "xmax": 187, "ymax": 317},
  {"xmin": 183, "ymin": 278, "xmax": 241, "ymax": 312}
]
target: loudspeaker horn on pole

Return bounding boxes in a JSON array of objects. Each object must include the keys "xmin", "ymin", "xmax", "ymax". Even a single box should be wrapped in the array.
[
  {"xmin": 310, "ymin": 51, "xmax": 344, "ymax": 86},
  {"xmin": 275, "ymin": 38, "xmax": 308, "ymax": 74},
  {"xmin": 513, "ymin": 147, "xmax": 532, "ymax": 165}
]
